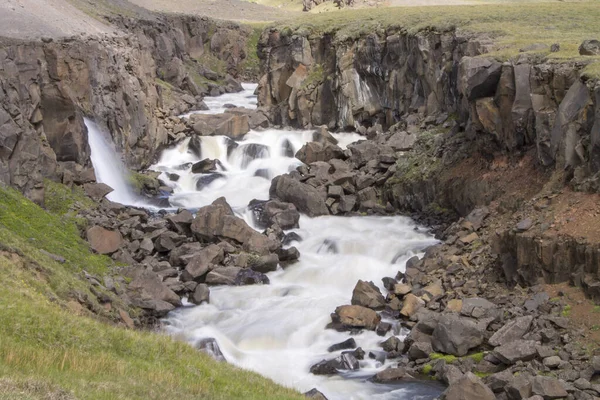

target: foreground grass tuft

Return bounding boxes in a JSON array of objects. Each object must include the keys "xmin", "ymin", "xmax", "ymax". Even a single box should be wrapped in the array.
[{"xmin": 0, "ymin": 185, "xmax": 303, "ymax": 400}]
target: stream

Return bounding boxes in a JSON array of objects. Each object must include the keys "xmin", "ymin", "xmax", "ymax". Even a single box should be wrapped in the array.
[{"xmin": 87, "ymin": 83, "xmax": 444, "ymax": 399}]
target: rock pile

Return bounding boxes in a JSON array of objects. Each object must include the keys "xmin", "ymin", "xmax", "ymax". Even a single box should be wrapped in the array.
[{"xmin": 77, "ymin": 195, "xmax": 300, "ymax": 324}]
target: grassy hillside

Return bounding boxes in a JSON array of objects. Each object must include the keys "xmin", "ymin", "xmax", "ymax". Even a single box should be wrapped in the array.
[
  {"xmin": 0, "ymin": 184, "xmax": 303, "ymax": 400},
  {"xmin": 272, "ymin": 1, "xmax": 600, "ymax": 77}
]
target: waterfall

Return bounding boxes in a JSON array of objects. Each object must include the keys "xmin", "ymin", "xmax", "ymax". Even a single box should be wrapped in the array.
[{"xmin": 85, "ymin": 118, "xmax": 139, "ymax": 205}]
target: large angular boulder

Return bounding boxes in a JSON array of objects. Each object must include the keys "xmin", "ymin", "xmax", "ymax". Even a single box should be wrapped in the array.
[
  {"xmin": 310, "ymin": 353, "xmax": 359, "ymax": 375},
  {"xmin": 488, "ymin": 316, "xmax": 534, "ymax": 347},
  {"xmin": 191, "ymin": 197, "xmax": 278, "ymax": 255},
  {"xmin": 270, "ymin": 175, "xmax": 329, "ymax": 217},
  {"xmin": 205, "ymin": 266, "xmax": 242, "ymax": 285},
  {"xmin": 431, "ymin": 315, "xmax": 485, "ymax": 356},
  {"xmin": 86, "ymin": 226, "xmax": 123, "ymax": 255},
  {"xmin": 250, "ymin": 199, "xmax": 300, "ymax": 230},
  {"xmin": 181, "ymin": 244, "xmax": 225, "ymax": 282},
  {"xmin": 351, "ymin": 280, "xmax": 386, "ymax": 309},
  {"xmin": 459, "ymin": 57, "xmax": 503, "ymax": 101},
  {"xmin": 190, "ymin": 113, "xmax": 249, "ymax": 139},
  {"xmin": 442, "ymin": 372, "xmax": 495, "ymax": 400},
  {"xmin": 493, "ymin": 340, "xmax": 538, "ymax": 364},
  {"xmin": 295, "ymin": 142, "xmax": 344, "ymax": 164},
  {"xmin": 531, "ymin": 376, "xmax": 568, "ymax": 399},
  {"xmin": 371, "ymin": 367, "xmax": 415, "ymax": 383},
  {"xmin": 332, "ymin": 305, "xmax": 380, "ymax": 330},
  {"xmin": 126, "ymin": 268, "xmax": 181, "ymax": 316}
]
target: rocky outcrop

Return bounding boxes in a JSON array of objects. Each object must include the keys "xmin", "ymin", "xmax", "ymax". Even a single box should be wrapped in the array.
[
  {"xmin": 0, "ymin": 12, "xmax": 251, "ymax": 204},
  {"xmin": 257, "ymin": 26, "xmax": 600, "ymax": 194}
]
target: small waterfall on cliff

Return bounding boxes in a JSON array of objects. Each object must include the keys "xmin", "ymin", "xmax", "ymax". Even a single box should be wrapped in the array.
[
  {"xmin": 85, "ymin": 118, "xmax": 139, "ymax": 205},
  {"xmin": 154, "ymin": 86, "xmax": 444, "ymax": 399}
]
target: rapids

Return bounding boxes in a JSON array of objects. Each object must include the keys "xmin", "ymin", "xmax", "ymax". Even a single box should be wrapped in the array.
[{"xmin": 87, "ymin": 84, "xmax": 444, "ymax": 399}]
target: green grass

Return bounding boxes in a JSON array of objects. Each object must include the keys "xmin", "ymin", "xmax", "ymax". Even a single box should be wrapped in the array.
[
  {"xmin": 430, "ymin": 352, "xmax": 458, "ymax": 363},
  {"xmin": 242, "ymin": 0, "xmax": 304, "ymax": 12},
  {"xmin": 0, "ymin": 184, "xmax": 304, "ymax": 399},
  {"xmin": 269, "ymin": 1, "xmax": 600, "ymax": 76},
  {"xmin": 240, "ymin": 23, "xmax": 267, "ymax": 79}
]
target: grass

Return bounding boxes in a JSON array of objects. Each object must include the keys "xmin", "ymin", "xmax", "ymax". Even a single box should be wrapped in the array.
[
  {"xmin": 269, "ymin": 1, "xmax": 600, "ymax": 76},
  {"xmin": 240, "ymin": 23, "xmax": 267, "ymax": 80},
  {"xmin": 242, "ymin": 0, "xmax": 304, "ymax": 12},
  {"xmin": 0, "ymin": 184, "xmax": 304, "ymax": 399}
]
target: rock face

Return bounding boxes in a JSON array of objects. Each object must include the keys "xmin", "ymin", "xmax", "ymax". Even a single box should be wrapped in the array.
[
  {"xmin": 256, "ymin": 25, "xmax": 600, "ymax": 190},
  {"xmin": 0, "ymin": 12, "xmax": 251, "ymax": 203}
]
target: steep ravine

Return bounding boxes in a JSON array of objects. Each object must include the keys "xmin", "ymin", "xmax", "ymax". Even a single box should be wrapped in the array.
[
  {"xmin": 256, "ymin": 25, "xmax": 600, "ymax": 298},
  {"xmin": 0, "ymin": 12, "xmax": 253, "ymax": 204}
]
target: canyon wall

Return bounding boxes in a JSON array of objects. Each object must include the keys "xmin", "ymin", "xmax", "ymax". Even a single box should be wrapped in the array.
[
  {"xmin": 257, "ymin": 28, "xmax": 600, "ymax": 189},
  {"xmin": 257, "ymin": 27, "xmax": 600, "ymax": 296},
  {"xmin": 0, "ymin": 15, "xmax": 251, "ymax": 203}
]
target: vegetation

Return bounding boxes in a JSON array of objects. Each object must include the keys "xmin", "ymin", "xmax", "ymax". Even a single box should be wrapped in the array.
[
  {"xmin": 270, "ymin": 1, "xmax": 600, "ymax": 76},
  {"xmin": 0, "ymin": 185, "xmax": 304, "ymax": 399},
  {"xmin": 240, "ymin": 23, "xmax": 267, "ymax": 79}
]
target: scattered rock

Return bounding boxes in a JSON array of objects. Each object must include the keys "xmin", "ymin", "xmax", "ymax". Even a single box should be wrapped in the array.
[
  {"xmin": 351, "ymin": 280, "xmax": 386, "ymax": 309},
  {"xmin": 493, "ymin": 340, "xmax": 539, "ymax": 364},
  {"xmin": 332, "ymin": 305, "xmax": 381, "ymax": 330},
  {"xmin": 190, "ymin": 283, "xmax": 210, "ymax": 305},
  {"xmin": 431, "ymin": 315, "xmax": 484, "ymax": 356},
  {"xmin": 442, "ymin": 372, "xmax": 495, "ymax": 400},
  {"xmin": 579, "ymin": 39, "xmax": 600, "ymax": 56},
  {"xmin": 86, "ymin": 226, "xmax": 123, "ymax": 255},
  {"xmin": 488, "ymin": 316, "xmax": 534, "ymax": 347},
  {"xmin": 371, "ymin": 367, "xmax": 414, "ymax": 383},
  {"xmin": 328, "ymin": 338, "xmax": 357, "ymax": 352}
]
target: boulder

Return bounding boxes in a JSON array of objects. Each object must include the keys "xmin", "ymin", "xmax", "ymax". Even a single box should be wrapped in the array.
[
  {"xmin": 126, "ymin": 268, "xmax": 181, "ymax": 316},
  {"xmin": 190, "ymin": 284, "xmax": 210, "ymax": 305},
  {"xmin": 531, "ymin": 376, "xmax": 568, "ymax": 399},
  {"xmin": 167, "ymin": 210, "xmax": 194, "ymax": 236},
  {"xmin": 493, "ymin": 340, "xmax": 538, "ymax": 364},
  {"xmin": 387, "ymin": 131, "xmax": 416, "ymax": 151},
  {"xmin": 464, "ymin": 207, "xmax": 489, "ymax": 231},
  {"xmin": 371, "ymin": 367, "xmax": 414, "ymax": 383},
  {"xmin": 251, "ymin": 199, "xmax": 300, "ymax": 230},
  {"xmin": 304, "ymin": 388, "xmax": 328, "ymax": 400},
  {"xmin": 461, "ymin": 297, "xmax": 499, "ymax": 320},
  {"xmin": 249, "ymin": 253, "xmax": 279, "ymax": 273},
  {"xmin": 505, "ymin": 374, "xmax": 533, "ymax": 399},
  {"xmin": 431, "ymin": 315, "xmax": 485, "ymax": 356},
  {"xmin": 190, "ymin": 113, "xmax": 249, "ymax": 139},
  {"xmin": 488, "ymin": 316, "xmax": 534, "ymax": 347},
  {"xmin": 270, "ymin": 175, "xmax": 329, "ymax": 217},
  {"xmin": 393, "ymin": 283, "xmax": 412, "ymax": 296},
  {"xmin": 196, "ymin": 338, "xmax": 226, "ymax": 362},
  {"xmin": 234, "ymin": 269, "xmax": 270, "ymax": 285},
  {"xmin": 191, "ymin": 158, "xmax": 218, "ymax": 174},
  {"xmin": 333, "ymin": 305, "xmax": 381, "ymax": 330},
  {"xmin": 310, "ymin": 353, "xmax": 359, "ymax": 375},
  {"xmin": 442, "ymin": 372, "xmax": 495, "ymax": 400},
  {"xmin": 380, "ymin": 336, "xmax": 404, "ymax": 353},
  {"xmin": 295, "ymin": 142, "xmax": 344, "ymax": 164},
  {"xmin": 205, "ymin": 267, "xmax": 242, "ymax": 285},
  {"xmin": 181, "ymin": 244, "xmax": 225, "ymax": 282},
  {"xmin": 86, "ymin": 226, "xmax": 123, "ymax": 255},
  {"xmin": 191, "ymin": 197, "xmax": 277, "ymax": 255},
  {"xmin": 328, "ymin": 338, "xmax": 357, "ymax": 352},
  {"xmin": 408, "ymin": 341, "xmax": 432, "ymax": 361},
  {"xmin": 400, "ymin": 293, "xmax": 425, "ymax": 318},
  {"xmin": 459, "ymin": 57, "xmax": 503, "ymax": 101},
  {"xmin": 351, "ymin": 280, "xmax": 386, "ymax": 309},
  {"xmin": 579, "ymin": 39, "xmax": 600, "ymax": 55},
  {"xmin": 83, "ymin": 182, "xmax": 113, "ymax": 201}
]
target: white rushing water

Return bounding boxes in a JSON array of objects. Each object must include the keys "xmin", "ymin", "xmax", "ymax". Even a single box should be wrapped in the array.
[
  {"xmin": 88, "ymin": 85, "xmax": 443, "ymax": 399},
  {"xmin": 85, "ymin": 118, "xmax": 141, "ymax": 205}
]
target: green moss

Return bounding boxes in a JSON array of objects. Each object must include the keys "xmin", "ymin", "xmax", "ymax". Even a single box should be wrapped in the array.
[
  {"xmin": 421, "ymin": 364, "xmax": 433, "ymax": 375},
  {"xmin": 561, "ymin": 304, "xmax": 572, "ymax": 317},
  {"xmin": 474, "ymin": 371, "xmax": 491, "ymax": 378},
  {"xmin": 430, "ymin": 352, "xmax": 457, "ymax": 363},
  {"xmin": 468, "ymin": 352, "xmax": 485, "ymax": 363}
]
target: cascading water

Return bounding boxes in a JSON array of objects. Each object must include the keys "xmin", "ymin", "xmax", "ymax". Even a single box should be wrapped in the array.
[
  {"xmin": 85, "ymin": 118, "xmax": 141, "ymax": 205},
  {"xmin": 154, "ymin": 87, "xmax": 444, "ymax": 399}
]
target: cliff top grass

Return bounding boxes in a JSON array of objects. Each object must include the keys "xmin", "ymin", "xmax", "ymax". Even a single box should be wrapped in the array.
[
  {"xmin": 272, "ymin": 0, "xmax": 600, "ymax": 76},
  {"xmin": 0, "ymin": 184, "xmax": 303, "ymax": 400}
]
